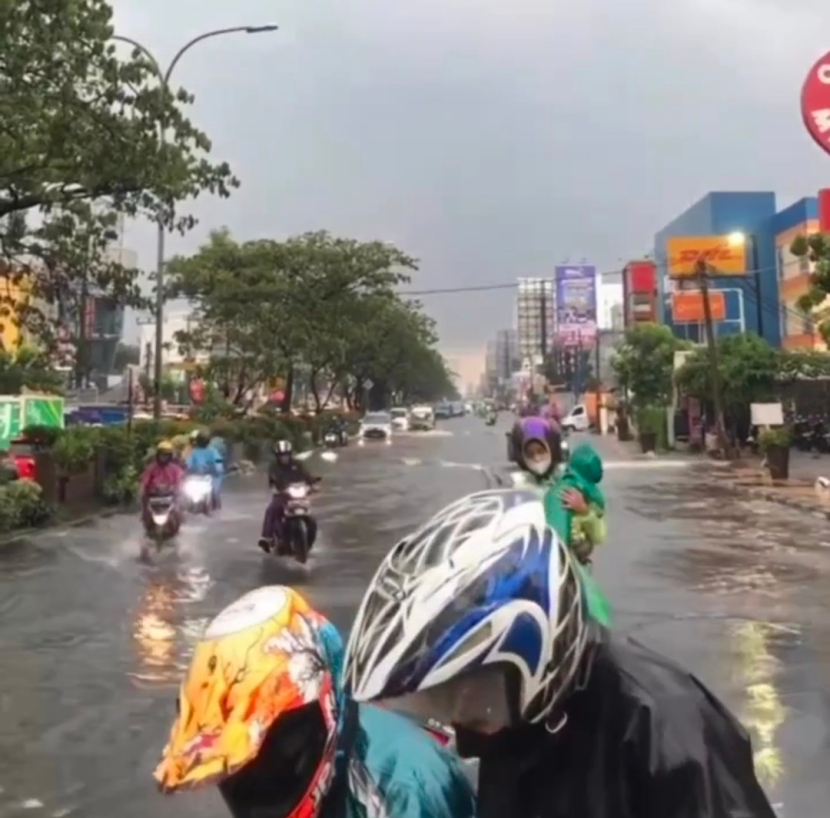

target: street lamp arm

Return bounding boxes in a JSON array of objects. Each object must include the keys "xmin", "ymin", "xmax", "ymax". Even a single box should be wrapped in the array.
[
  {"xmin": 111, "ymin": 35, "xmax": 163, "ymax": 80},
  {"xmin": 164, "ymin": 26, "xmax": 277, "ymax": 84}
]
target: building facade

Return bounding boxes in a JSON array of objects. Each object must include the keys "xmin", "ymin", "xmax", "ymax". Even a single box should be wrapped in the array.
[
  {"xmin": 621, "ymin": 259, "xmax": 658, "ymax": 328},
  {"xmin": 515, "ymin": 278, "xmax": 555, "ymax": 368},
  {"xmin": 654, "ymin": 191, "xmax": 781, "ymax": 346},
  {"xmin": 772, "ymin": 197, "xmax": 822, "ymax": 350}
]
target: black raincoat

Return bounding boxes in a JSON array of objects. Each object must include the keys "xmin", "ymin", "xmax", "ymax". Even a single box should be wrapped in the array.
[{"xmin": 460, "ymin": 630, "xmax": 776, "ymax": 818}]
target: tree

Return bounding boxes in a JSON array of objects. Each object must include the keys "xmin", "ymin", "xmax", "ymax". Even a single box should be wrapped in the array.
[
  {"xmin": 0, "ymin": 0, "xmax": 236, "ymax": 342},
  {"xmin": 791, "ymin": 233, "xmax": 830, "ymax": 342},
  {"xmin": 675, "ymin": 334, "xmax": 780, "ymax": 413},
  {"xmin": 611, "ymin": 323, "xmax": 683, "ymax": 409},
  {"xmin": 166, "ymin": 230, "xmax": 418, "ymax": 410},
  {"xmin": 0, "ymin": 346, "xmax": 65, "ymax": 394}
]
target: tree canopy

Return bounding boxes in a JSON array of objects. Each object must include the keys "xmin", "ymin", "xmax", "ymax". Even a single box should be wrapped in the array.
[
  {"xmin": 0, "ymin": 0, "xmax": 236, "ymax": 345},
  {"xmin": 611, "ymin": 323, "xmax": 684, "ymax": 409},
  {"xmin": 166, "ymin": 230, "xmax": 458, "ymax": 411},
  {"xmin": 791, "ymin": 232, "xmax": 830, "ymax": 343}
]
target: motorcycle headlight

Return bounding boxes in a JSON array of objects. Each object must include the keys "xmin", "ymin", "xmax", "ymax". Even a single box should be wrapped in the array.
[{"xmin": 287, "ymin": 485, "xmax": 307, "ymax": 499}]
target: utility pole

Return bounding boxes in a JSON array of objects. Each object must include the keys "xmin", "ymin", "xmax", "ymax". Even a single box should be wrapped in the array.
[
  {"xmin": 539, "ymin": 280, "xmax": 547, "ymax": 395},
  {"xmin": 594, "ymin": 330, "xmax": 602, "ymax": 435},
  {"xmin": 696, "ymin": 259, "xmax": 730, "ymax": 456}
]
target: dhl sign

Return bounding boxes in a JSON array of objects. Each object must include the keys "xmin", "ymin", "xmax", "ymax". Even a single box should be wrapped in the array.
[{"xmin": 666, "ymin": 236, "xmax": 746, "ymax": 277}]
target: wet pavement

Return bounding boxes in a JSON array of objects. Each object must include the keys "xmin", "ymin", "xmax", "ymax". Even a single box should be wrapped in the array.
[{"xmin": 1, "ymin": 418, "xmax": 829, "ymax": 817}]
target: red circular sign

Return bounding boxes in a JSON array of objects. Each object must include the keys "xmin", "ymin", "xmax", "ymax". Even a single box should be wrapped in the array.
[
  {"xmin": 189, "ymin": 379, "xmax": 205, "ymax": 404},
  {"xmin": 801, "ymin": 51, "xmax": 830, "ymax": 155}
]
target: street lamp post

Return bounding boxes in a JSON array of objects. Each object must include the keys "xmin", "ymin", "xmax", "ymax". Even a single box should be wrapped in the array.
[{"xmin": 113, "ymin": 25, "xmax": 278, "ymax": 419}]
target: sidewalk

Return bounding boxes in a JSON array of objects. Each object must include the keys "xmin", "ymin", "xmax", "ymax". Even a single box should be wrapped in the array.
[{"xmin": 712, "ymin": 450, "xmax": 830, "ymax": 518}]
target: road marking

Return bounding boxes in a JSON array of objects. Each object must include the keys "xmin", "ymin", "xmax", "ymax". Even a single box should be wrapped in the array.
[{"xmin": 602, "ymin": 460, "xmax": 692, "ymax": 470}]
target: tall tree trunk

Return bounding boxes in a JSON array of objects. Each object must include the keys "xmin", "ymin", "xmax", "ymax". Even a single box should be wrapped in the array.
[{"xmin": 280, "ymin": 363, "xmax": 294, "ymax": 413}]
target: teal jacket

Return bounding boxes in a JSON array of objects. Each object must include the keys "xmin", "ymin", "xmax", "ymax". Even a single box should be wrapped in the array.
[
  {"xmin": 333, "ymin": 704, "xmax": 476, "ymax": 818},
  {"xmin": 185, "ymin": 445, "xmax": 223, "ymax": 477},
  {"xmin": 318, "ymin": 621, "xmax": 475, "ymax": 818}
]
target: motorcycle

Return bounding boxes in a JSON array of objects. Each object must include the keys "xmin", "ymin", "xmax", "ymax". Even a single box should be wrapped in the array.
[
  {"xmin": 485, "ymin": 412, "xmax": 497, "ymax": 426},
  {"xmin": 267, "ymin": 478, "xmax": 321, "ymax": 563},
  {"xmin": 181, "ymin": 474, "xmax": 215, "ymax": 515},
  {"xmin": 143, "ymin": 492, "xmax": 180, "ymax": 545},
  {"xmin": 323, "ymin": 427, "xmax": 348, "ymax": 448}
]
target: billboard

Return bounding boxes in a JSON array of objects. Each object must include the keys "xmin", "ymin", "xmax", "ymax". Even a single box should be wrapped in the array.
[
  {"xmin": 667, "ymin": 236, "xmax": 746, "ymax": 277},
  {"xmin": 555, "ymin": 265, "xmax": 597, "ymax": 346},
  {"xmin": 671, "ymin": 290, "xmax": 725, "ymax": 323},
  {"xmin": 801, "ymin": 51, "xmax": 830, "ymax": 157}
]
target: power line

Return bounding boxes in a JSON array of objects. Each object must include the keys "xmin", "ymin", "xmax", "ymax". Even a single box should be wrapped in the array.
[{"xmin": 398, "ymin": 255, "xmax": 812, "ymax": 297}]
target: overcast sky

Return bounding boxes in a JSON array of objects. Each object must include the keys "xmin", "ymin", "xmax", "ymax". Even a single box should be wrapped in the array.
[{"xmin": 112, "ymin": 0, "xmax": 830, "ymax": 384}]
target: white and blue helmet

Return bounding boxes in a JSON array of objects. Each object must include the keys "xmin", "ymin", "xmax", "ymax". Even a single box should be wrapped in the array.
[{"xmin": 343, "ymin": 489, "xmax": 588, "ymax": 728}]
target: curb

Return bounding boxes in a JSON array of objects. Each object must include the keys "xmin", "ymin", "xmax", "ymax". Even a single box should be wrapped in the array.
[
  {"xmin": 0, "ymin": 506, "xmax": 128, "ymax": 549},
  {"xmin": 723, "ymin": 480, "xmax": 830, "ymax": 519}
]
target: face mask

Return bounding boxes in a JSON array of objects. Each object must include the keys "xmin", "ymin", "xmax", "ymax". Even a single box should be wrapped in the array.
[{"xmin": 527, "ymin": 457, "xmax": 551, "ymax": 476}]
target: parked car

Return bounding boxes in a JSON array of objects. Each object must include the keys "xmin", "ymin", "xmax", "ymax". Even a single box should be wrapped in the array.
[
  {"xmin": 7, "ymin": 440, "xmax": 36, "ymax": 481},
  {"xmin": 390, "ymin": 407, "xmax": 410, "ymax": 431},
  {"xmin": 561, "ymin": 403, "xmax": 591, "ymax": 432},
  {"xmin": 410, "ymin": 405, "xmax": 436, "ymax": 431},
  {"xmin": 434, "ymin": 402, "xmax": 452, "ymax": 419},
  {"xmin": 359, "ymin": 411, "xmax": 393, "ymax": 442}
]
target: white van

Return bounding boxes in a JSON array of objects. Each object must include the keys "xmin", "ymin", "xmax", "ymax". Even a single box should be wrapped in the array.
[{"xmin": 561, "ymin": 403, "xmax": 590, "ymax": 432}]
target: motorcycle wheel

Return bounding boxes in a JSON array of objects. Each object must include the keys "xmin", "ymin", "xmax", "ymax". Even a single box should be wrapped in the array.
[{"xmin": 293, "ymin": 521, "xmax": 309, "ymax": 564}]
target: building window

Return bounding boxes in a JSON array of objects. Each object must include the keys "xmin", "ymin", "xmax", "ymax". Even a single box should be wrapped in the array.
[
  {"xmin": 802, "ymin": 312, "xmax": 812, "ymax": 335},
  {"xmin": 780, "ymin": 305, "xmax": 789, "ymax": 338},
  {"xmin": 776, "ymin": 247, "xmax": 784, "ymax": 281}
]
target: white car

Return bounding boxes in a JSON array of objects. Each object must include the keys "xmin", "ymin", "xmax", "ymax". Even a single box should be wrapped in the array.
[
  {"xmin": 390, "ymin": 407, "xmax": 410, "ymax": 431},
  {"xmin": 410, "ymin": 405, "xmax": 436, "ymax": 431},
  {"xmin": 562, "ymin": 403, "xmax": 591, "ymax": 432},
  {"xmin": 360, "ymin": 411, "xmax": 393, "ymax": 442}
]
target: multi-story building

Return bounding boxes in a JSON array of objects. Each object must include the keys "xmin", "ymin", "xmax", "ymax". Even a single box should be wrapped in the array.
[
  {"xmin": 494, "ymin": 328, "xmax": 519, "ymax": 381},
  {"xmin": 516, "ymin": 278, "xmax": 555, "ymax": 368},
  {"xmin": 654, "ymin": 191, "xmax": 781, "ymax": 345}
]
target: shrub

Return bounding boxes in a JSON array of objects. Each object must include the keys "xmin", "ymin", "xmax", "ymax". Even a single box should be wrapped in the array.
[
  {"xmin": 21, "ymin": 425, "xmax": 62, "ymax": 449},
  {"xmin": 0, "ymin": 479, "xmax": 51, "ymax": 531},
  {"xmin": 758, "ymin": 426, "xmax": 792, "ymax": 452},
  {"xmin": 53, "ymin": 427, "xmax": 97, "ymax": 474}
]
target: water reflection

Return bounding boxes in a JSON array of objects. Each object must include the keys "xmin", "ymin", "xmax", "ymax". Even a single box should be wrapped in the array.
[
  {"xmin": 730, "ymin": 620, "xmax": 794, "ymax": 787},
  {"xmin": 129, "ymin": 566, "xmax": 213, "ymax": 687}
]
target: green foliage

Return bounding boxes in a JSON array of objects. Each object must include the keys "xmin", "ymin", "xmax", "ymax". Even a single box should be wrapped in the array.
[
  {"xmin": 0, "ymin": 346, "xmax": 65, "ymax": 395},
  {"xmin": 0, "ymin": 0, "xmax": 236, "ymax": 345},
  {"xmin": 21, "ymin": 424, "xmax": 63, "ymax": 448},
  {"xmin": 611, "ymin": 323, "xmax": 684, "ymax": 409},
  {"xmin": 791, "ymin": 232, "xmax": 830, "ymax": 343},
  {"xmin": 758, "ymin": 426, "xmax": 792, "ymax": 452},
  {"xmin": 675, "ymin": 333, "xmax": 830, "ymax": 407},
  {"xmin": 52, "ymin": 427, "xmax": 97, "ymax": 473},
  {"xmin": 0, "ymin": 479, "xmax": 51, "ymax": 532},
  {"xmin": 165, "ymin": 230, "xmax": 457, "ymax": 410}
]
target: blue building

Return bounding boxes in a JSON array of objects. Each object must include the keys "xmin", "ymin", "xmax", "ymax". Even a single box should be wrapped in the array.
[{"xmin": 654, "ymin": 191, "xmax": 781, "ymax": 347}]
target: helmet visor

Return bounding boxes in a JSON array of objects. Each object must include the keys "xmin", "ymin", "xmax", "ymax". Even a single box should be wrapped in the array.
[
  {"xmin": 379, "ymin": 664, "xmax": 519, "ymax": 734},
  {"xmin": 218, "ymin": 702, "xmax": 329, "ymax": 818}
]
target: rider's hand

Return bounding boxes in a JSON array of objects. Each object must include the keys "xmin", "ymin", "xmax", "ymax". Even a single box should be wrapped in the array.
[{"xmin": 561, "ymin": 488, "xmax": 588, "ymax": 514}]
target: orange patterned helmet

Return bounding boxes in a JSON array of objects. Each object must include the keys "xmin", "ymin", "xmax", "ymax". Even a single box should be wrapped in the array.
[{"xmin": 155, "ymin": 586, "xmax": 341, "ymax": 818}]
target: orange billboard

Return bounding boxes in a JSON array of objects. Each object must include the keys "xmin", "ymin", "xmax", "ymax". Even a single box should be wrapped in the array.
[
  {"xmin": 671, "ymin": 290, "xmax": 725, "ymax": 323},
  {"xmin": 667, "ymin": 236, "xmax": 746, "ymax": 277}
]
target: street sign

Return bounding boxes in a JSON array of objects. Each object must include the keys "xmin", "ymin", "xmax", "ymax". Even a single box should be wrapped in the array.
[{"xmin": 802, "ymin": 50, "xmax": 830, "ymax": 156}]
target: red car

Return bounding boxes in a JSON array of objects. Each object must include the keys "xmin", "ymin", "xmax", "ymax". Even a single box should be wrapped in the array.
[{"xmin": 7, "ymin": 440, "xmax": 37, "ymax": 481}]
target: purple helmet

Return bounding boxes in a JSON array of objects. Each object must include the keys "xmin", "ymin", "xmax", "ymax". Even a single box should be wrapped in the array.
[{"xmin": 510, "ymin": 416, "xmax": 562, "ymax": 475}]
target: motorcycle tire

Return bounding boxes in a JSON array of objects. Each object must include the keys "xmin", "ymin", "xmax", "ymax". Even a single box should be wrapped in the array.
[{"xmin": 293, "ymin": 521, "xmax": 309, "ymax": 564}]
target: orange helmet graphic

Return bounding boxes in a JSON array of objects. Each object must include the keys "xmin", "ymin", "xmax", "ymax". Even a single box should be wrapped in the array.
[{"xmin": 155, "ymin": 586, "xmax": 341, "ymax": 818}]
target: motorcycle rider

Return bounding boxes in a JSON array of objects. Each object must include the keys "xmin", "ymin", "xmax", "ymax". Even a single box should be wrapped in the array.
[
  {"xmin": 325, "ymin": 415, "xmax": 348, "ymax": 444},
  {"xmin": 343, "ymin": 490, "xmax": 776, "ymax": 818},
  {"xmin": 258, "ymin": 440, "xmax": 317, "ymax": 552},
  {"xmin": 155, "ymin": 584, "xmax": 476, "ymax": 818},
  {"xmin": 186, "ymin": 428, "xmax": 224, "ymax": 509},
  {"xmin": 510, "ymin": 416, "xmax": 605, "ymax": 563},
  {"xmin": 140, "ymin": 441, "xmax": 185, "ymax": 525}
]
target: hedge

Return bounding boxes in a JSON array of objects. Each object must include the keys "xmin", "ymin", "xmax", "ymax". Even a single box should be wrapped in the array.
[{"xmin": 15, "ymin": 410, "xmax": 362, "ymax": 516}]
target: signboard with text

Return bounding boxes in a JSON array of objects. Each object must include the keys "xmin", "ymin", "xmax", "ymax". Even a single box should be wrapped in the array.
[
  {"xmin": 554, "ymin": 265, "xmax": 597, "ymax": 347},
  {"xmin": 671, "ymin": 290, "xmax": 725, "ymax": 323},
  {"xmin": 667, "ymin": 236, "xmax": 746, "ymax": 277},
  {"xmin": 801, "ymin": 50, "xmax": 830, "ymax": 156}
]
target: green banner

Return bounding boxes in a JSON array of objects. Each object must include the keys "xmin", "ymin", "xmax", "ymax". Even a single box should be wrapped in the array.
[
  {"xmin": 22, "ymin": 396, "xmax": 65, "ymax": 430},
  {"xmin": 0, "ymin": 399, "xmax": 21, "ymax": 450}
]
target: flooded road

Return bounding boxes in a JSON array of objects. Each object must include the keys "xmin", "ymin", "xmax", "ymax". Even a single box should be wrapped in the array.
[{"xmin": 1, "ymin": 418, "xmax": 828, "ymax": 817}]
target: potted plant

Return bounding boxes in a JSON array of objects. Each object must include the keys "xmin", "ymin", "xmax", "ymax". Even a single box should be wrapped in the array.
[
  {"xmin": 636, "ymin": 405, "xmax": 663, "ymax": 453},
  {"xmin": 759, "ymin": 426, "xmax": 792, "ymax": 480}
]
